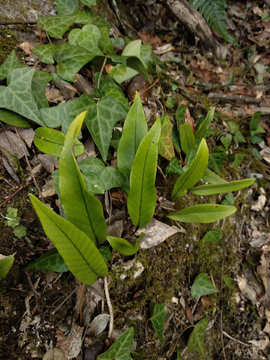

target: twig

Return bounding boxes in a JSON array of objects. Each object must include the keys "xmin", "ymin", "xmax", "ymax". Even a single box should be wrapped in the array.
[
  {"xmin": 0, "ymin": 20, "xmax": 37, "ymax": 25},
  {"xmin": 52, "ymin": 287, "xmax": 78, "ymax": 315},
  {"xmin": 104, "ymin": 276, "xmax": 114, "ymax": 338},
  {"xmin": 97, "ymin": 56, "xmax": 108, "ymax": 90},
  {"xmin": 15, "ymin": 128, "xmax": 45, "ymax": 204},
  {"xmin": 25, "ymin": 271, "xmax": 41, "ymax": 298},
  {"xmin": 222, "ymin": 331, "xmax": 250, "ymax": 347}
]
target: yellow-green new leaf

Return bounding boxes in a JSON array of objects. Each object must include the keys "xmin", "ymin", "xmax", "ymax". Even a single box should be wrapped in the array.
[
  {"xmin": 190, "ymin": 178, "xmax": 255, "ymax": 196},
  {"xmin": 127, "ymin": 117, "xmax": 161, "ymax": 228},
  {"xmin": 172, "ymin": 139, "xmax": 209, "ymax": 199},
  {"xmin": 167, "ymin": 204, "xmax": 236, "ymax": 223},
  {"xmin": 117, "ymin": 92, "xmax": 148, "ymax": 176},
  {"xmin": 179, "ymin": 123, "xmax": 195, "ymax": 154},
  {"xmin": 29, "ymin": 194, "xmax": 108, "ymax": 284},
  {"xmin": 59, "ymin": 111, "xmax": 107, "ymax": 245},
  {"xmin": 106, "ymin": 233, "xmax": 144, "ymax": 255}
]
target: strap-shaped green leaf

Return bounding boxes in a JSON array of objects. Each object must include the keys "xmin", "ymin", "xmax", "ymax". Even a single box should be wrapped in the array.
[
  {"xmin": 195, "ymin": 107, "xmax": 215, "ymax": 140},
  {"xmin": 167, "ymin": 204, "xmax": 236, "ymax": 223},
  {"xmin": 59, "ymin": 111, "xmax": 107, "ymax": 245},
  {"xmin": 0, "ymin": 255, "xmax": 14, "ymax": 282},
  {"xmin": 29, "ymin": 194, "xmax": 108, "ymax": 284},
  {"xmin": 179, "ymin": 122, "xmax": 195, "ymax": 154},
  {"xmin": 117, "ymin": 93, "xmax": 148, "ymax": 176},
  {"xmin": 127, "ymin": 117, "xmax": 161, "ymax": 228},
  {"xmin": 172, "ymin": 139, "xmax": 209, "ymax": 198},
  {"xmin": 106, "ymin": 234, "xmax": 144, "ymax": 256},
  {"xmin": 190, "ymin": 178, "xmax": 255, "ymax": 196},
  {"xmin": 34, "ymin": 127, "xmax": 84, "ymax": 157}
]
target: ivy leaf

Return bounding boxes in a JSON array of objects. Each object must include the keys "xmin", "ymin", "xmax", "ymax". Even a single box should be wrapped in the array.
[
  {"xmin": 99, "ymin": 27, "xmax": 115, "ymax": 56},
  {"xmin": 105, "ymin": 86, "xmax": 130, "ymax": 112},
  {"xmin": 5, "ymin": 207, "xmax": 20, "ymax": 227},
  {"xmin": 220, "ymin": 133, "xmax": 232, "ymax": 148},
  {"xmin": 221, "ymin": 193, "xmax": 235, "ymax": 206},
  {"xmin": 191, "ymin": 273, "xmax": 218, "ymax": 300},
  {"xmin": 252, "ymin": 148, "xmax": 262, "ymax": 160},
  {"xmin": 0, "ymin": 255, "xmax": 14, "ymax": 282},
  {"xmin": 251, "ymin": 134, "xmax": 264, "ymax": 144},
  {"xmin": 208, "ymin": 149, "xmax": 226, "ymax": 175},
  {"xmin": 97, "ymin": 328, "xmax": 134, "ymax": 360},
  {"xmin": 13, "ymin": 225, "xmax": 26, "ymax": 239},
  {"xmin": 233, "ymin": 130, "xmax": 246, "ymax": 143},
  {"xmin": 158, "ymin": 115, "xmax": 175, "ymax": 160},
  {"xmin": 37, "ymin": 14, "xmax": 75, "ymax": 39},
  {"xmin": 34, "ymin": 127, "xmax": 84, "ymax": 157},
  {"xmin": 54, "ymin": 43, "xmax": 98, "ymax": 81},
  {"xmin": 187, "ymin": 317, "xmax": 209, "ymax": 355},
  {"xmin": 81, "ymin": 0, "xmax": 96, "ymax": 5},
  {"xmin": 0, "ymin": 50, "xmax": 24, "ymax": 81},
  {"xmin": 82, "ymin": 173, "xmax": 105, "ymax": 195},
  {"xmin": 56, "ymin": 0, "xmax": 79, "ymax": 15},
  {"xmin": 24, "ymin": 247, "xmax": 69, "ymax": 272},
  {"xmin": 150, "ymin": 302, "xmax": 168, "ymax": 344},
  {"xmin": 165, "ymin": 157, "xmax": 184, "ymax": 176},
  {"xmin": 79, "ymin": 158, "xmax": 125, "ymax": 192},
  {"xmin": 227, "ymin": 121, "xmax": 239, "ymax": 134},
  {"xmin": 201, "ymin": 168, "xmax": 227, "ymax": 184},
  {"xmin": 222, "ymin": 275, "xmax": 234, "ymax": 289},
  {"xmin": 0, "ymin": 68, "xmax": 44, "ymax": 126},
  {"xmin": 202, "ymin": 229, "xmax": 222, "ymax": 243},
  {"xmin": 117, "ymin": 93, "xmax": 148, "ymax": 176},
  {"xmin": 250, "ymin": 111, "xmax": 265, "ymax": 136},
  {"xmin": 83, "ymin": 96, "xmax": 127, "ymax": 161},
  {"xmin": 32, "ymin": 70, "xmax": 53, "ymax": 109},
  {"xmin": 40, "ymin": 98, "xmax": 79, "ymax": 133},
  {"xmin": 83, "ymin": 7, "xmax": 111, "ymax": 29},
  {"xmin": 33, "ymin": 44, "xmax": 57, "ymax": 64},
  {"xmin": 233, "ymin": 153, "xmax": 246, "ymax": 168}
]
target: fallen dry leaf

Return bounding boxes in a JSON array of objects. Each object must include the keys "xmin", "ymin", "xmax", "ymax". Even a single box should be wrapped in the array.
[{"xmin": 136, "ymin": 218, "xmax": 179, "ymax": 249}]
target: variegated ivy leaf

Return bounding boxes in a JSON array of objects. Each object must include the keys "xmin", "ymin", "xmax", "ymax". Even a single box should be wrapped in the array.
[{"xmin": 0, "ymin": 68, "xmax": 44, "ymax": 126}]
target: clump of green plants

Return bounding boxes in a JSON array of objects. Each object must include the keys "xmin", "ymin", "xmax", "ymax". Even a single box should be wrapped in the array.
[{"xmin": 0, "ymin": 0, "xmax": 258, "ymax": 356}]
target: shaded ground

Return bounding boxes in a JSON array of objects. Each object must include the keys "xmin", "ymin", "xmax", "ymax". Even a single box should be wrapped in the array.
[{"xmin": 1, "ymin": 0, "xmax": 270, "ymax": 359}]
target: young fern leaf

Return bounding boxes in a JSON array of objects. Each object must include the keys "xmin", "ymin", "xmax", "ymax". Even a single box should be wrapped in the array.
[
  {"xmin": 127, "ymin": 117, "xmax": 161, "ymax": 228},
  {"xmin": 117, "ymin": 92, "xmax": 148, "ymax": 177},
  {"xmin": 190, "ymin": 0, "xmax": 238, "ymax": 46},
  {"xmin": 59, "ymin": 111, "xmax": 107, "ymax": 245},
  {"xmin": 172, "ymin": 138, "xmax": 209, "ymax": 199},
  {"xmin": 29, "ymin": 194, "xmax": 108, "ymax": 284}
]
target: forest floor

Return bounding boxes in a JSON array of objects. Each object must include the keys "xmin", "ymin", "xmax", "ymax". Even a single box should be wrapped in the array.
[{"xmin": 0, "ymin": 0, "xmax": 270, "ymax": 359}]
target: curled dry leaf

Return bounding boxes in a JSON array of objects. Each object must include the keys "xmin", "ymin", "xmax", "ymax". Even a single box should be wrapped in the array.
[
  {"xmin": 127, "ymin": 74, "xmax": 149, "ymax": 104},
  {"xmin": 257, "ymin": 252, "xmax": 270, "ymax": 308},
  {"xmin": 178, "ymin": 100, "xmax": 195, "ymax": 132},
  {"xmin": 136, "ymin": 218, "xmax": 179, "ymax": 249},
  {"xmin": 43, "ymin": 347, "xmax": 65, "ymax": 360}
]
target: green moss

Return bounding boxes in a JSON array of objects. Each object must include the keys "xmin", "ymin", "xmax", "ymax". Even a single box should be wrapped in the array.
[{"xmin": 0, "ymin": 28, "xmax": 23, "ymax": 65}]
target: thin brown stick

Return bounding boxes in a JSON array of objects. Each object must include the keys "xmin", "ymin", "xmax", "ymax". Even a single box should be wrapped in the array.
[
  {"xmin": 104, "ymin": 276, "xmax": 113, "ymax": 338},
  {"xmin": 15, "ymin": 128, "xmax": 45, "ymax": 204},
  {"xmin": 0, "ymin": 20, "xmax": 37, "ymax": 25},
  {"xmin": 97, "ymin": 56, "xmax": 108, "ymax": 90}
]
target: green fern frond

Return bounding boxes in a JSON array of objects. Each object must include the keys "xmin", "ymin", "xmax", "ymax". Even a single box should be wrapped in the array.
[{"xmin": 190, "ymin": 0, "xmax": 239, "ymax": 46}]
